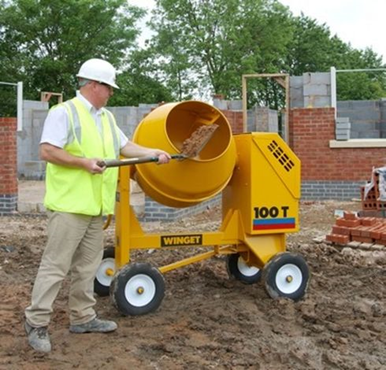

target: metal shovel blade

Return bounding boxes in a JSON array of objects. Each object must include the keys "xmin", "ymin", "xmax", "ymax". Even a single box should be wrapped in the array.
[{"xmin": 180, "ymin": 124, "xmax": 219, "ymax": 158}]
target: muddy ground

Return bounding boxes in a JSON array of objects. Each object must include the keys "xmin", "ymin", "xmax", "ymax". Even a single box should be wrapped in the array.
[{"xmin": 0, "ymin": 200, "xmax": 385, "ymax": 370}]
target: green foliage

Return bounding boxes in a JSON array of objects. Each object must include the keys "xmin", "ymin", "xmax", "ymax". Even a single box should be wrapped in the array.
[
  {"xmin": 110, "ymin": 72, "xmax": 174, "ymax": 106},
  {"xmin": 286, "ymin": 15, "xmax": 340, "ymax": 75},
  {"xmin": 109, "ymin": 50, "xmax": 174, "ymax": 106},
  {"xmin": 149, "ymin": 0, "xmax": 294, "ymax": 104},
  {"xmin": 149, "ymin": 2, "xmax": 386, "ymax": 108},
  {"xmin": 0, "ymin": 84, "xmax": 18, "ymax": 117},
  {"xmin": 335, "ymin": 49, "xmax": 386, "ymax": 100},
  {"xmin": 1, "ymin": 0, "xmax": 385, "ymax": 117},
  {"xmin": 0, "ymin": 0, "xmax": 146, "ymax": 114}
]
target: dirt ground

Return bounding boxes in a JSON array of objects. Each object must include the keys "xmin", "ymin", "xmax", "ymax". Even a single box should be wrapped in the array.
[{"xmin": 0, "ymin": 200, "xmax": 385, "ymax": 370}]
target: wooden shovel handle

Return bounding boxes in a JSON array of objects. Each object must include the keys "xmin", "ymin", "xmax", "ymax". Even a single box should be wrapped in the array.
[{"xmin": 97, "ymin": 154, "xmax": 185, "ymax": 168}]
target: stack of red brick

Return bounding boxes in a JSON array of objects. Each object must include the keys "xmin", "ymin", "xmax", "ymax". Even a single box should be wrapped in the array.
[
  {"xmin": 361, "ymin": 172, "xmax": 386, "ymax": 214},
  {"xmin": 326, "ymin": 211, "xmax": 386, "ymax": 245}
]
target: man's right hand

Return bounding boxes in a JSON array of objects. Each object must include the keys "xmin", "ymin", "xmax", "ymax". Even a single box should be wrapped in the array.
[
  {"xmin": 40, "ymin": 144, "xmax": 106, "ymax": 174},
  {"xmin": 84, "ymin": 158, "xmax": 105, "ymax": 174}
]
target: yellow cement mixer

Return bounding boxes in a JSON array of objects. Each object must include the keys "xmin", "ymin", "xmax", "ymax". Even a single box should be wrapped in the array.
[{"xmin": 94, "ymin": 101, "xmax": 310, "ymax": 316}]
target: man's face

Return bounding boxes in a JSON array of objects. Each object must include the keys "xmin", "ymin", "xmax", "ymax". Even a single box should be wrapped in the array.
[{"xmin": 93, "ymin": 81, "xmax": 114, "ymax": 108}]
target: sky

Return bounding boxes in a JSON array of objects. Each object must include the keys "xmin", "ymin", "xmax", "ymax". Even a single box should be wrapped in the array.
[
  {"xmin": 128, "ymin": 0, "xmax": 386, "ymax": 64},
  {"xmin": 280, "ymin": 0, "xmax": 386, "ymax": 63}
]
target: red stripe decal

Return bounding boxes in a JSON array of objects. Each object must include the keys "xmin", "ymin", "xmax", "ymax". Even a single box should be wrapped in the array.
[{"xmin": 253, "ymin": 223, "xmax": 295, "ymax": 230}]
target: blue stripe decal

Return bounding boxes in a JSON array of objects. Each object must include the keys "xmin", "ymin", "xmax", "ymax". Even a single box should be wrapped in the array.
[{"xmin": 253, "ymin": 218, "xmax": 296, "ymax": 225}]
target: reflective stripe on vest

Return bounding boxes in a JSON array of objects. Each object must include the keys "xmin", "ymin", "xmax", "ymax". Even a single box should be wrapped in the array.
[{"xmin": 64, "ymin": 100, "xmax": 120, "ymax": 158}]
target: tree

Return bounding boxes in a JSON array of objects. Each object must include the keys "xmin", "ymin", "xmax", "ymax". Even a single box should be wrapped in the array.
[
  {"xmin": 109, "ymin": 49, "xmax": 174, "ymax": 106},
  {"xmin": 149, "ymin": 2, "xmax": 386, "ymax": 106},
  {"xmin": 149, "ymin": 0, "xmax": 294, "ymax": 102},
  {"xmin": 335, "ymin": 48, "xmax": 386, "ymax": 101},
  {"xmin": 144, "ymin": 28, "xmax": 197, "ymax": 101},
  {"xmin": 286, "ymin": 15, "xmax": 342, "ymax": 75},
  {"xmin": 0, "ymin": 0, "xmax": 145, "ymax": 114}
]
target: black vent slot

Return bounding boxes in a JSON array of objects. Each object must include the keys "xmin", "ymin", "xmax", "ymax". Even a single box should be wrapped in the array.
[{"xmin": 267, "ymin": 140, "xmax": 295, "ymax": 172}]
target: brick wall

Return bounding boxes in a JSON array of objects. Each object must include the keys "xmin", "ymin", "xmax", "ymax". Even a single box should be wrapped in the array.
[
  {"xmin": 0, "ymin": 117, "xmax": 18, "ymax": 215},
  {"xmin": 221, "ymin": 110, "xmax": 243, "ymax": 134},
  {"xmin": 289, "ymin": 108, "xmax": 385, "ymax": 199}
]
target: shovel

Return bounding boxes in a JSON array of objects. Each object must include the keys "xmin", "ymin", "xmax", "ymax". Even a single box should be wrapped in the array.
[{"xmin": 97, "ymin": 124, "xmax": 219, "ymax": 168}]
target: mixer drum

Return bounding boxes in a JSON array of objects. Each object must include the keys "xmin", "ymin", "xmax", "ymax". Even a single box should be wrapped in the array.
[{"xmin": 132, "ymin": 101, "xmax": 237, "ymax": 208}]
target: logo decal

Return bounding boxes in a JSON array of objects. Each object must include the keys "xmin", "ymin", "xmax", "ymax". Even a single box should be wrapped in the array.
[{"xmin": 161, "ymin": 234, "xmax": 203, "ymax": 247}]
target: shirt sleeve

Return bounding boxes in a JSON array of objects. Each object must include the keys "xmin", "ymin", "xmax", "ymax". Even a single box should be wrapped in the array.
[
  {"xmin": 40, "ymin": 106, "xmax": 70, "ymax": 148},
  {"xmin": 118, "ymin": 127, "xmax": 129, "ymax": 149}
]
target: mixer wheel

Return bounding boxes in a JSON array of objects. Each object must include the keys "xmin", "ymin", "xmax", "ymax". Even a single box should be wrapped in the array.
[
  {"xmin": 94, "ymin": 247, "xmax": 115, "ymax": 297},
  {"xmin": 110, "ymin": 262, "xmax": 165, "ymax": 316},
  {"xmin": 226, "ymin": 253, "xmax": 262, "ymax": 284},
  {"xmin": 263, "ymin": 252, "xmax": 310, "ymax": 301}
]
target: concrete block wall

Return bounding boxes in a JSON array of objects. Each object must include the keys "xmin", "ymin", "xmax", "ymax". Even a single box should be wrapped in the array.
[
  {"xmin": 335, "ymin": 117, "xmax": 351, "ymax": 141},
  {"xmin": 0, "ymin": 117, "xmax": 18, "ymax": 215},
  {"xmin": 337, "ymin": 100, "xmax": 382, "ymax": 139},
  {"xmin": 253, "ymin": 106, "xmax": 279, "ymax": 133},
  {"xmin": 142, "ymin": 194, "xmax": 221, "ymax": 222},
  {"xmin": 17, "ymin": 100, "xmax": 49, "ymax": 179},
  {"xmin": 301, "ymin": 181, "xmax": 364, "ymax": 200},
  {"xmin": 289, "ymin": 107, "xmax": 386, "ymax": 200},
  {"xmin": 107, "ymin": 104, "xmax": 156, "ymax": 140},
  {"xmin": 213, "ymin": 99, "xmax": 279, "ymax": 134},
  {"xmin": 290, "ymin": 72, "xmax": 385, "ymax": 140},
  {"xmin": 290, "ymin": 72, "xmax": 331, "ymax": 108},
  {"xmin": 303, "ymin": 72, "xmax": 331, "ymax": 108},
  {"xmin": 289, "ymin": 76, "xmax": 303, "ymax": 108},
  {"xmin": 381, "ymin": 100, "xmax": 386, "ymax": 138},
  {"xmin": 212, "ymin": 97, "xmax": 243, "ymax": 111}
]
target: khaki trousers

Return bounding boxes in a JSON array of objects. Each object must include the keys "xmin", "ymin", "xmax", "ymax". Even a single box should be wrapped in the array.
[{"xmin": 25, "ymin": 211, "xmax": 104, "ymax": 327}]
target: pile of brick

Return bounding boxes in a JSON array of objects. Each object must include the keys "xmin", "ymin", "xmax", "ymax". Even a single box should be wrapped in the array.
[
  {"xmin": 326, "ymin": 211, "xmax": 386, "ymax": 246},
  {"xmin": 325, "ymin": 169, "xmax": 386, "ymax": 247},
  {"xmin": 360, "ymin": 171, "xmax": 386, "ymax": 216}
]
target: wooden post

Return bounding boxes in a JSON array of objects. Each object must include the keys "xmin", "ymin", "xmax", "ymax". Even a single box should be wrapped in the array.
[{"xmin": 241, "ymin": 73, "xmax": 289, "ymax": 142}]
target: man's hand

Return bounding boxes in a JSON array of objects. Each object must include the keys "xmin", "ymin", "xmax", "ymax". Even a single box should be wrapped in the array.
[
  {"xmin": 85, "ymin": 158, "xmax": 106, "ymax": 174},
  {"xmin": 152, "ymin": 150, "xmax": 171, "ymax": 164},
  {"xmin": 40, "ymin": 143, "xmax": 106, "ymax": 174}
]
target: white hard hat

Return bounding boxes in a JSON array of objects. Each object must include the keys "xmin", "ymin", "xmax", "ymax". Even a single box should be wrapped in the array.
[{"xmin": 77, "ymin": 58, "xmax": 119, "ymax": 89}]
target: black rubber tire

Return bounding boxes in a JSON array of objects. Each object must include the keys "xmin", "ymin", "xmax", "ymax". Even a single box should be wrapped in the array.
[
  {"xmin": 262, "ymin": 252, "xmax": 310, "ymax": 301},
  {"xmin": 110, "ymin": 262, "xmax": 165, "ymax": 316},
  {"xmin": 94, "ymin": 247, "xmax": 115, "ymax": 297},
  {"xmin": 226, "ymin": 253, "xmax": 262, "ymax": 284}
]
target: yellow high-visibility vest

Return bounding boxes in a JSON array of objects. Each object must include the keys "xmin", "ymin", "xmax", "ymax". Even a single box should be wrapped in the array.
[{"xmin": 44, "ymin": 97, "xmax": 120, "ymax": 215}]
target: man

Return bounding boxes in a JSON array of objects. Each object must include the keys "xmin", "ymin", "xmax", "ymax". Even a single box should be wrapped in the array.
[{"xmin": 24, "ymin": 58, "xmax": 171, "ymax": 353}]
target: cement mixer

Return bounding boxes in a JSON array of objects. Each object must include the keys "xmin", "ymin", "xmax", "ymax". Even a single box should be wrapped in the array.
[{"xmin": 94, "ymin": 101, "xmax": 310, "ymax": 316}]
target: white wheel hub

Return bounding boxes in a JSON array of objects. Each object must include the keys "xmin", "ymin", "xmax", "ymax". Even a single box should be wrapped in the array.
[
  {"xmin": 275, "ymin": 263, "xmax": 302, "ymax": 294},
  {"xmin": 125, "ymin": 274, "xmax": 156, "ymax": 307},
  {"xmin": 238, "ymin": 257, "xmax": 260, "ymax": 277},
  {"xmin": 96, "ymin": 258, "xmax": 115, "ymax": 286}
]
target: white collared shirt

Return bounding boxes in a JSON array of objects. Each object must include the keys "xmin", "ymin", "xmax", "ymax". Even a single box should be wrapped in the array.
[{"xmin": 40, "ymin": 91, "xmax": 128, "ymax": 149}]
